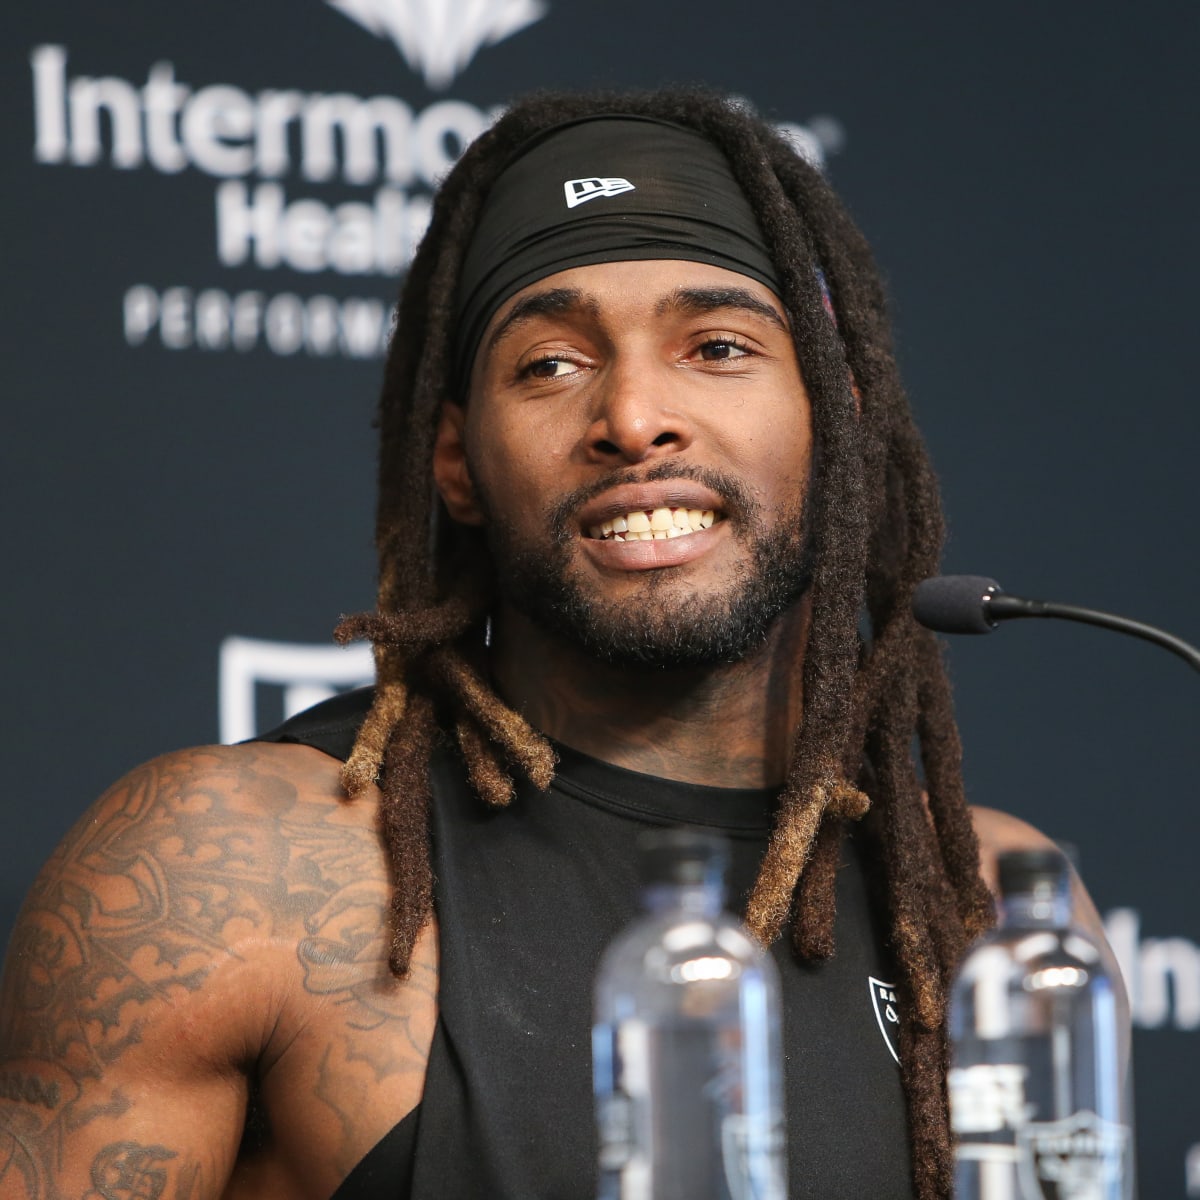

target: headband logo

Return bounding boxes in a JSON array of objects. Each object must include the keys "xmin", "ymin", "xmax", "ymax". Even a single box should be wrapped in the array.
[{"xmin": 563, "ymin": 177, "xmax": 636, "ymax": 209}]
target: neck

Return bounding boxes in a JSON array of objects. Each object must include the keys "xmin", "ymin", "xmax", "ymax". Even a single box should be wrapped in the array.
[{"xmin": 487, "ymin": 600, "xmax": 810, "ymax": 788}]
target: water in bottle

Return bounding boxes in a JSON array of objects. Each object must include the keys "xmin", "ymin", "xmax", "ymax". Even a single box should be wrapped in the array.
[
  {"xmin": 592, "ymin": 827, "xmax": 786, "ymax": 1200},
  {"xmin": 948, "ymin": 847, "xmax": 1133, "ymax": 1199}
]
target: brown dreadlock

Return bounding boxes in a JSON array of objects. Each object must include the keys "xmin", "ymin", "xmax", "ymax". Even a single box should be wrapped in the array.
[{"xmin": 334, "ymin": 86, "xmax": 996, "ymax": 1200}]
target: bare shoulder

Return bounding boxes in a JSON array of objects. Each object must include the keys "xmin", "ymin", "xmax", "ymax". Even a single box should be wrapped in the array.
[
  {"xmin": 3, "ymin": 738, "xmax": 382, "ymax": 1018},
  {"xmin": 967, "ymin": 804, "xmax": 1132, "ymax": 1057},
  {"xmin": 0, "ymin": 739, "xmax": 357, "ymax": 1050},
  {"xmin": 0, "ymin": 741, "xmax": 435, "ymax": 1199},
  {"xmin": 969, "ymin": 804, "xmax": 1096, "ymax": 926},
  {"xmin": 968, "ymin": 805, "xmax": 1061, "ymax": 894}
]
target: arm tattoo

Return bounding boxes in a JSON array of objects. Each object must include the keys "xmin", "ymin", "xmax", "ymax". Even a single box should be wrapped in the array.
[
  {"xmin": 85, "ymin": 1140, "xmax": 186, "ymax": 1200},
  {"xmin": 0, "ymin": 745, "xmax": 412, "ymax": 1196},
  {"xmin": 2, "ymin": 754, "xmax": 297, "ymax": 1075}
]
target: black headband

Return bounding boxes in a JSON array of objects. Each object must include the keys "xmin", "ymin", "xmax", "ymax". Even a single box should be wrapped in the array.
[{"xmin": 453, "ymin": 115, "xmax": 782, "ymax": 380}]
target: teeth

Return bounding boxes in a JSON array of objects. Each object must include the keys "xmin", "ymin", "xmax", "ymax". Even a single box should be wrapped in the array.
[{"xmin": 588, "ymin": 507, "xmax": 720, "ymax": 541}]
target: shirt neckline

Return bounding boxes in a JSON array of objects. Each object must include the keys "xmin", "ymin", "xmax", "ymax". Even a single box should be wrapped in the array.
[{"xmin": 543, "ymin": 738, "xmax": 781, "ymax": 836}]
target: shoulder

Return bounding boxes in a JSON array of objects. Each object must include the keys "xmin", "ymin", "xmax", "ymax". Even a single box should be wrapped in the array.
[
  {"xmin": 968, "ymin": 805, "xmax": 1060, "ymax": 894},
  {"xmin": 40, "ymin": 739, "xmax": 382, "ymax": 948},
  {"xmin": 0, "ymin": 741, "xmax": 420, "ymax": 1196},
  {"xmin": 84, "ymin": 737, "xmax": 374, "ymax": 866},
  {"xmin": 966, "ymin": 803, "xmax": 1132, "ymax": 1053},
  {"xmin": 968, "ymin": 804, "xmax": 1115, "ymax": 968},
  {"xmin": 2, "ymin": 740, "xmax": 389, "ymax": 1065}
]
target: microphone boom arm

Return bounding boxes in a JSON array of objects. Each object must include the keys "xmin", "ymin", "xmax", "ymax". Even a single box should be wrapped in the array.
[{"xmin": 986, "ymin": 594, "xmax": 1200, "ymax": 674}]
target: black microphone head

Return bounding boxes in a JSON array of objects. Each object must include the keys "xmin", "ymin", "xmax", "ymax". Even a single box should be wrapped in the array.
[{"xmin": 912, "ymin": 575, "xmax": 1004, "ymax": 635}]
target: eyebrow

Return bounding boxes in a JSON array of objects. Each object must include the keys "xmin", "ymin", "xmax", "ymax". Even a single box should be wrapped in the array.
[
  {"xmin": 481, "ymin": 280, "xmax": 789, "ymax": 363},
  {"xmin": 484, "ymin": 288, "xmax": 599, "ymax": 355},
  {"xmin": 656, "ymin": 286, "xmax": 789, "ymax": 332}
]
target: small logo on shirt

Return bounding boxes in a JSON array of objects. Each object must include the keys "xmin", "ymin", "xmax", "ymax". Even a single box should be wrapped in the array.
[
  {"xmin": 868, "ymin": 976, "xmax": 901, "ymax": 1065},
  {"xmin": 564, "ymin": 177, "xmax": 636, "ymax": 208}
]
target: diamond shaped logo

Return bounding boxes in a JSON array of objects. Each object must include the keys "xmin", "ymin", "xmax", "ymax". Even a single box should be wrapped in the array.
[{"xmin": 325, "ymin": 0, "xmax": 548, "ymax": 90}]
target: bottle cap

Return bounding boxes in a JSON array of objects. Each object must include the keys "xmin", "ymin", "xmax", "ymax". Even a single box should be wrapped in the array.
[
  {"xmin": 637, "ymin": 827, "xmax": 729, "ymax": 889},
  {"xmin": 997, "ymin": 847, "xmax": 1071, "ymax": 897}
]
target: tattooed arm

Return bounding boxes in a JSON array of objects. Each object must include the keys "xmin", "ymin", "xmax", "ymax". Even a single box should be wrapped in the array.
[{"xmin": 0, "ymin": 743, "xmax": 437, "ymax": 1200}]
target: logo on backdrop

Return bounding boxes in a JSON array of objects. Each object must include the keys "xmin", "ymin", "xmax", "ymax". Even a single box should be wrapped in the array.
[
  {"xmin": 1104, "ymin": 908, "xmax": 1200, "ymax": 1033},
  {"xmin": 325, "ymin": 0, "xmax": 548, "ymax": 90},
  {"xmin": 219, "ymin": 636, "xmax": 374, "ymax": 744},
  {"xmin": 28, "ymin": 36, "xmax": 843, "ymax": 363},
  {"xmin": 26, "ymin": 39, "xmax": 508, "ymax": 362}
]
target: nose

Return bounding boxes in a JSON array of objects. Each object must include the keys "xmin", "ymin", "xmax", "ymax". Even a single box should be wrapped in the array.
[{"xmin": 584, "ymin": 358, "xmax": 691, "ymax": 464}]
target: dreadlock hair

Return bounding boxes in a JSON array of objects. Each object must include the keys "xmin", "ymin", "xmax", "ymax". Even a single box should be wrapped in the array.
[{"xmin": 335, "ymin": 86, "xmax": 996, "ymax": 1199}]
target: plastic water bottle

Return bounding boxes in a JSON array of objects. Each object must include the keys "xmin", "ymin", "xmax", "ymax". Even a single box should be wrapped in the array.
[
  {"xmin": 948, "ymin": 847, "xmax": 1134, "ymax": 1199},
  {"xmin": 592, "ymin": 827, "xmax": 786, "ymax": 1200}
]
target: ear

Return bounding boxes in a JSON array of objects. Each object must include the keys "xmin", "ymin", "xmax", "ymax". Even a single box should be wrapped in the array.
[{"xmin": 432, "ymin": 402, "xmax": 485, "ymax": 526}]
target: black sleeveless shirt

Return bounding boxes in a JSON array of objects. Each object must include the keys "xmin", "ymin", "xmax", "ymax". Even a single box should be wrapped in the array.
[{"xmin": 260, "ymin": 689, "xmax": 916, "ymax": 1198}]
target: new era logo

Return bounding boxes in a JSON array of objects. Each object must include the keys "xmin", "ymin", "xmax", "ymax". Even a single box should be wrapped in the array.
[{"xmin": 564, "ymin": 177, "xmax": 636, "ymax": 208}]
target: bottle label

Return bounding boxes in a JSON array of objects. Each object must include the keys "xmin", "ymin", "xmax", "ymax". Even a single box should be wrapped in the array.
[
  {"xmin": 596, "ymin": 1089, "xmax": 638, "ymax": 1172},
  {"xmin": 1016, "ymin": 1110, "xmax": 1130, "ymax": 1200},
  {"xmin": 720, "ymin": 1114, "xmax": 787, "ymax": 1200},
  {"xmin": 596, "ymin": 1018, "xmax": 784, "ymax": 1200},
  {"xmin": 950, "ymin": 1066, "xmax": 1130, "ymax": 1198},
  {"xmin": 949, "ymin": 1063, "xmax": 1034, "ymax": 1135}
]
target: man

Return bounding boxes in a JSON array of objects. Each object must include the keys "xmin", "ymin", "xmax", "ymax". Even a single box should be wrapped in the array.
[{"xmin": 0, "ymin": 88, "xmax": 1118, "ymax": 1199}]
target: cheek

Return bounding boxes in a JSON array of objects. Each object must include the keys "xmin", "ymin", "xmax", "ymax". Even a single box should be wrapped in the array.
[
  {"xmin": 769, "ymin": 392, "xmax": 815, "ymax": 482},
  {"xmin": 722, "ymin": 403, "xmax": 813, "ymax": 497},
  {"xmin": 468, "ymin": 411, "xmax": 575, "ymax": 514}
]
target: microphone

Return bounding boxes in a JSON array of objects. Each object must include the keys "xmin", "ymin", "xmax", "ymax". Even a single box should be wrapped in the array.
[{"xmin": 912, "ymin": 575, "xmax": 1200, "ymax": 673}]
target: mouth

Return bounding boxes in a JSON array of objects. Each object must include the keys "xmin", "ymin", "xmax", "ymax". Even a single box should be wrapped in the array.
[{"xmin": 585, "ymin": 506, "xmax": 719, "ymax": 543}]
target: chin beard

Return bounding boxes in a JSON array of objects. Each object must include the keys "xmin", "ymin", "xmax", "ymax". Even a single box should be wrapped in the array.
[{"xmin": 476, "ymin": 466, "xmax": 813, "ymax": 670}]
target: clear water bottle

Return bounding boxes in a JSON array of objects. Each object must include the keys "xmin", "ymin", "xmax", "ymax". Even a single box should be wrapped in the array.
[
  {"xmin": 948, "ymin": 847, "xmax": 1134, "ymax": 1199},
  {"xmin": 592, "ymin": 827, "xmax": 786, "ymax": 1200}
]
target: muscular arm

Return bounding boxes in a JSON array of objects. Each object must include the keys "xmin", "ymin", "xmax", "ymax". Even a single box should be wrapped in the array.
[{"xmin": 0, "ymin": 743, "xmax": 436, "ymax": 1200}]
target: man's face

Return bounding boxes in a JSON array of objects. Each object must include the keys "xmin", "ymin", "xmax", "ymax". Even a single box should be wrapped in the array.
[{"xmin": 434, "ymin": 258, "xmax": 815, "ymax": 668}]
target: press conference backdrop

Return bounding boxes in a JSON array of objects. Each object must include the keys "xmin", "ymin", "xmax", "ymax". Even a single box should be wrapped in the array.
[{"xmin": 3, "ymin": 0, "xmax": 1196, "ymax": 1192}]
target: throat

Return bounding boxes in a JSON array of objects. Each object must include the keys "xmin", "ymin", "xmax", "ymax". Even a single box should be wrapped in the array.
[{"xmin": 488, "ymin": 604, "xmax": 809, "ymax": 788}]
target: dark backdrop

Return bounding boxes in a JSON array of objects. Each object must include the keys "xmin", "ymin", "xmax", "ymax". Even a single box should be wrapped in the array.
[{"xmin": 3, "ymin": 2, "xmax": 1197, "ymax": 1194}]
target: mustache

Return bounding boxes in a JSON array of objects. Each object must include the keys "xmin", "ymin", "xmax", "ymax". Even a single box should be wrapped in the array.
[{"xmin": 546, "ymin": 461, "xmax": 760, "ymax": 542}]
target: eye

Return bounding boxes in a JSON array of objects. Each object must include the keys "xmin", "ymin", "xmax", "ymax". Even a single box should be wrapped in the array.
[
  {"xmin": 522, "ymin": 356, "xmax": 579, "ymax": 379},
  {"xmin": 697, "ymin": 337, "xmax": 753, "ymax": 362}
]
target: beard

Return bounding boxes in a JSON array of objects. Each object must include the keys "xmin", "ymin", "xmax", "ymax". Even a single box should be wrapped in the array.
[{"xmin": 474, "ymin": 461, "xmax": 814, "ymax": 670}]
